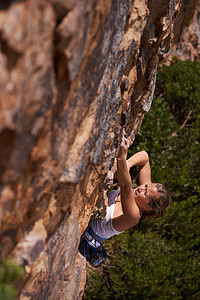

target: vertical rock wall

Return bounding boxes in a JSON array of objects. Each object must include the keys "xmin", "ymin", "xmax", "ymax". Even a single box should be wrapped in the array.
[
  {"xmin": 0, "ymin": 0, "xmax": 181, "ymax": 299},
  {"xmin": 172, "ymin": 0, "xmax": 200, "ymax": 61}
]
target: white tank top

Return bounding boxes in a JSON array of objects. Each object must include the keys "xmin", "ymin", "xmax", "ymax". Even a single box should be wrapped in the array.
[{"xmin": 90, "ymin": 190, "xmax": 125, "ymax": 240}]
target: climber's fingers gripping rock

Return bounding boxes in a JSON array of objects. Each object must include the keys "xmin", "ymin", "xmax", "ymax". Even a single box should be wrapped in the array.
[{"xmin": 118, "ymin": 136, "xmax": 129, "ymax": 161}]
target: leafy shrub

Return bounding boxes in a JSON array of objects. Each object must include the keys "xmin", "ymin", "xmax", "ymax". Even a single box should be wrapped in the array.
[{"xmin": 0, "ymin": 260, "xmax": 24, "ymax": 300}]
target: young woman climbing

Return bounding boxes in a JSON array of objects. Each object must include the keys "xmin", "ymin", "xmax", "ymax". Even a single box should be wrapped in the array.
[{"xmin": 79, "ymin": 136, "xmax": 171, "ymax": 266}]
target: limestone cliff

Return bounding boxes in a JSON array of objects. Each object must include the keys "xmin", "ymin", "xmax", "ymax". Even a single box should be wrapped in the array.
[
  {"xmin": 0, "ymin": 0, "xmax": 181, "ymax": 299},
  {"xmin": 172, "ymin": 0, "xmax": 200, "ymax": 61}
]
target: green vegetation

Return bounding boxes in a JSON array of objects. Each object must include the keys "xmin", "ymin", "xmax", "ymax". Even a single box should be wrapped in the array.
[
  {"xmin": 0, "ymin": 259, "xmax": 24, "ymax": 300},
  {"xmin": 83, "ymin": 58, "xmax": 200, "ymax": 299}
]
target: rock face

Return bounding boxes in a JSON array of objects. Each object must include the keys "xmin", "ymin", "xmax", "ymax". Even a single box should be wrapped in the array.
[
  {"xmin": 172, "ymin": 0, "xmax": 200, "ymax": 61},
  {"xmin": 0, "ymin": 0, "xmax": 181, "ymax": 299}
]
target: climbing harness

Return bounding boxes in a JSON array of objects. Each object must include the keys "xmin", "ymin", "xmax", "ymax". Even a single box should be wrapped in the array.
[{"xmin": 79, "ymin": 225, "xmax": 107, "ymax": 267}]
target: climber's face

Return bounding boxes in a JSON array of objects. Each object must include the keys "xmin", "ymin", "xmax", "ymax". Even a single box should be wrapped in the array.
[{"xmin": 133, "ymin": 183, "xmax": 158, "ymax": 211}]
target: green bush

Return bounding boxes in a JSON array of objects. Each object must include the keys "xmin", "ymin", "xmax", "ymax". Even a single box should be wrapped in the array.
[{"xmin": 0, "ymin": 260, "xmax": 24, "ymax": 300}]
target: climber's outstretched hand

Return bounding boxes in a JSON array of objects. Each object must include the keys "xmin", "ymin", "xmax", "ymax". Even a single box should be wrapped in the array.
[{"xmin": 117, "ymin": 136, "xmax": 129, "ymax": 160}]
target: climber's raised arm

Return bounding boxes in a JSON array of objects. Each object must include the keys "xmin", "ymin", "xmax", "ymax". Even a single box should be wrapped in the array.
[
  {"xmin": 116, "ymin": 137, "xmax": 132, "ymax": 190},
  {"xmin": 126, "ymin": 150, "xmax": 151, "ymax": 185},
  {"xmin": 112, "ymin": 137, "xmax": 140, "ymax": 231}
]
